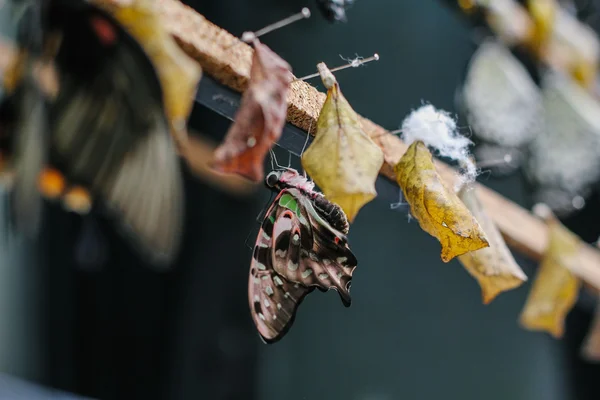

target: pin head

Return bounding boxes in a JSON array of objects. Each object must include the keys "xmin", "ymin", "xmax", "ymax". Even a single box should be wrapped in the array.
[{"xmin": 317, "ymin": 62, "xmax": 337, "ymax": 89}]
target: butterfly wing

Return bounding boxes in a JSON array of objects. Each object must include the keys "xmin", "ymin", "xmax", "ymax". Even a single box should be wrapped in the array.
[
  {"xmin": 249, "ymin": 188, "xmax": 358, "ymax": 343},
  {"xmin": 270, "ymin": 190, "xmax": 357, "ymax": 306},
  {"xmin": 249, "ymin": 194, "xmax": 313, "ymax": 343},
  {"xmin": 46, "ymin": 3, "xmax": 183, "ymax": 265}
]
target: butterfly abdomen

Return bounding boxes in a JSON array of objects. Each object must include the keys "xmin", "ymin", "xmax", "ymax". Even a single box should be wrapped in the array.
[{"xmin": 312, "ymin": 192, "xmax": 349, "ymax": 235}]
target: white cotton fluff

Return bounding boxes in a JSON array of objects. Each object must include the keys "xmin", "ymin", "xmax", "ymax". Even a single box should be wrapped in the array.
[{"xmin": 400, "ymin": 104, "xmax": 477, "ymax": 188}]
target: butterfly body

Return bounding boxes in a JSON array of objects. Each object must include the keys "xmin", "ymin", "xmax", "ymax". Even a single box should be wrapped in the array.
[{"xmin": 249, "ymin": 168, "xmax": 357, "ymax": 343}]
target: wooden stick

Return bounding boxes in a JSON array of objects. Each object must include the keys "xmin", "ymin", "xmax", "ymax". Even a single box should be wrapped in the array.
[{"xmin": 125, "ymin": 0, "xmax": 600, "ymax": 289}]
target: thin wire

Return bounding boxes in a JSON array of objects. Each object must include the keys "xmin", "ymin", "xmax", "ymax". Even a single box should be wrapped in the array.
[
  {"xmin": 243, "ymin": 8, "xmax": 311, "ymax": 42},
  {"xmin": 296, "ymin": 53, "xmax": 380, "ymax": 81}
]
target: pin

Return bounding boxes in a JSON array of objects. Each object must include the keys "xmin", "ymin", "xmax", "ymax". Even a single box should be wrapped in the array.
[
  {"xmin": 475, "ymin": 153, "xmax": 513, "ymax": 169},
  {"xmin": 296, "ymin": 53, "xmax": 380, "ymax": 81},
  {"xmin": 237, "ymin": 8, "xmax": 311, "ymax": 45}
]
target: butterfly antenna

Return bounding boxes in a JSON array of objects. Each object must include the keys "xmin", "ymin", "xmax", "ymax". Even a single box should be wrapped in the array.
[
  {"xmin": 241, "ymin": 8, "xmax": 311, "ymax": 43},
  {"xmin": 270, "ymin": 148, "xmax": 284, "ymax": 170},
  {"xmin": 286, "ymin": 151, "xmax": 292, "ymax": 169}
]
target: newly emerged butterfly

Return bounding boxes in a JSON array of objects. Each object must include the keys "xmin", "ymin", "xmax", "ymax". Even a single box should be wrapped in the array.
[{"xmin": 249, "ymin": 168, "xmax": 358, "ymax": 343}]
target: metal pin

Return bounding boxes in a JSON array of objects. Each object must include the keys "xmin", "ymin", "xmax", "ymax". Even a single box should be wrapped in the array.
[
  {"xmin": 241, "ymin": 8, "xmax": 311, "ymax": 43},
  {"xmin": 476, "ymin": 154, "xmax": 513, "ymax": 169},
  {"xmin": 296, "ymin": 53, "xmax": 380, "ymax": 81}
]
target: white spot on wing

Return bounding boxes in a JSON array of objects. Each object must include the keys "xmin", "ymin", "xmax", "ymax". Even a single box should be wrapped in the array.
[
  {"xmin": 277, "ymin": 303, "xmax": 282, "ymax": 309},
  {"xmin": 262, "ymin": 231, "xmax": 270, "ymax": 240},
  {"xmin": 265, "ymin": 286, "xmax": 274, "ymax": 296},
  {"xmin": 263, "ymin": 299, "xmax": 270, "ymax": 307},
  {"xmin": 292, "ymin": 233, "xmax": 300, "ymax": 244},
  {"xmin": 259, "ymin": 313, "xmax": 265, "ymax": 321},
  {"xmin": 275, "ymin": 249, "xmax": 287, "ymax": 258},
  {"xmin": 318, "ymin": 273, "xmax": 328, "ymax": 280},
  {"xmin": 273, "ymin": 276, "xmax": 284, "ymax": 286},
  {"xmin": 323, "ymin": 259, "xmax": 331, "ymax": 265},
  {"xmin": 287, "ymin": 260, "xmax": 298, "ymax": 271},
  {"xmin": 309, "ymin": 252, "xmax": 318, "ymax": 261},
  {"xmin": 254, "ymin": 295, "xmax": 260, "ymax": 302},
  {"xmin": 337, "ymin": 257, "xmax": 347, "ymax": 263},
  {"xmin": 302, "ymin": 269, "xmax": 313, "ymax": 279},
  {"xmin": 257, "ymin": 263, "xmax": 267, "ymax": 270}
]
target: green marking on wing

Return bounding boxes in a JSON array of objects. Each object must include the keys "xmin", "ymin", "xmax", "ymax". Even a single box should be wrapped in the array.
[
  {"xmin": 269, "ymin": 215, "xmax": 276, "ymax": 224},
  {"xmin": 279, "ymin": 193, "xmax": 301, "ymax": 217}
]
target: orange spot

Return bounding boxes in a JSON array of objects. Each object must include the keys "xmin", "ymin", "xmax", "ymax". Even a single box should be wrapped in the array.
[
  {"xmin": 63, "ymin": 186, "xmax": 92, "ymax": 214},
  {"xmin": 90, "ymin": 16, "xmax": 117, "ymax": 46},
  {"xmin": 38, "ymin": 168, "xmax": 65, "ymax": 199}
]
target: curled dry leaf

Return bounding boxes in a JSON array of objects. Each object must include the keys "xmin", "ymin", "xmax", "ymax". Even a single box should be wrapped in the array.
[
  {"xmin": 301, "ymin": 62, "xmax": 384, "ymax": 222},
  {"xmin": 519, "ymin": 211, "xmax": 581, "ymax": 338},
  {"xmin": 92, "ymin": 0, "xmax": 202, "ymax": 151},
  {"xmin": 394, "ymin": 141, "xmax": 489, "ymax": 262},
  {"xmin": 457, "ymin": 184, "xmax": 527, "ymax": 304},
  {"xmin": 211, "ymin": 38, "xmax": 292, "ymax": 182}
]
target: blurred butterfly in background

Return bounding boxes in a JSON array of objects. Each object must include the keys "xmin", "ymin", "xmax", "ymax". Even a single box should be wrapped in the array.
[
  {"xmin": 456, "ymin": 38, "xmax": 543, "ymax": 177},
  {"xmin": 524, "ymin": 70, "xmax": 600, "ymax": 217},
  {"xmin": 0, "ymin": 0, "xmax": 186, "ymax": 267},
  {"xmin": 248, "ymin": 168, "xmax": 358, "ymax": 343}
]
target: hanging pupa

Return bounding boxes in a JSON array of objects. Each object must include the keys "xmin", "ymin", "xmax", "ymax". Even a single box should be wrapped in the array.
[
  {"xmin": 519, "ymin": 204, "xmax": 581, "ymax": 338},
  {"xmin": 301, "ymin": 62, "xmax": 384, "ymax": 223},
  {"xmin": 211, "ymin": 38, "xmax": 293, "ymax": 182}
]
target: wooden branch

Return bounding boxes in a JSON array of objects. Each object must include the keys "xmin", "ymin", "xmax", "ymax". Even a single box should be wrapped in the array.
[{"xmin": 155, "ymin": 0, "xmax": 600, "ymax": 289}]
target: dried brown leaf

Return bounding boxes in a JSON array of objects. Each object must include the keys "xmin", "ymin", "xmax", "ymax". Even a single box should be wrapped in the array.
[{"xmin": 211, "ymin": 39, "xmax": 292, "ymax": 182}]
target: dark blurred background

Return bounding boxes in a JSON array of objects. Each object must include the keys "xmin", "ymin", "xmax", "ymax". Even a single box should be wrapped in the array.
[{"xmin": 2, "ymin": 0, "xmax": 600, "ymax": 399}]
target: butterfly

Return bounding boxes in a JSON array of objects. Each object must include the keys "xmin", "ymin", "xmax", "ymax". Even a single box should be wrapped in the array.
[
  {"xmin": 0, "ymin": 0, "xmax": 184, "ymax": 266},
  {"xmin": 316, "ymin": 0, "xmax": 354, "ymax": 22},
  {"xmin": 248, "ymin": 168, "xmax": 358, "ymax": 343}
]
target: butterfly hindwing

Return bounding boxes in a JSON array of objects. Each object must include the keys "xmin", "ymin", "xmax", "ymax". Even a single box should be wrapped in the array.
[{"xmin": 249, "ymin": 197, "xmax": 312, "ymax": 343}]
